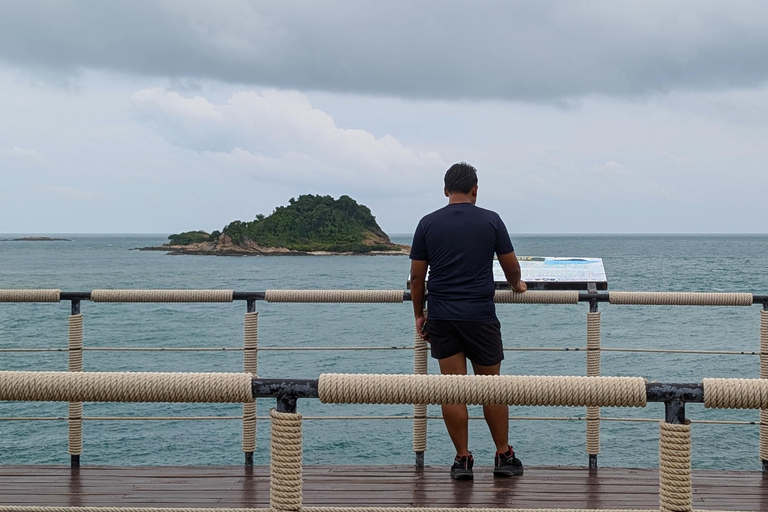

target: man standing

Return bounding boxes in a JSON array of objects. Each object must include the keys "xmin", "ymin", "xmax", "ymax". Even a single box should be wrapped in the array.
[{"xmin": 409, "ymin": 162, "xmax": 527, "ymax": 480}]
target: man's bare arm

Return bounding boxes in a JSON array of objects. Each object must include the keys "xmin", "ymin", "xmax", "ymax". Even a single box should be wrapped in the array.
[
  {"xmin": 409, "ymin": 259, "xmax": 429, "ymax": 340},
  {"xmin": 498, "ymin": 251, "xmax": 527, "ymax": 293}
]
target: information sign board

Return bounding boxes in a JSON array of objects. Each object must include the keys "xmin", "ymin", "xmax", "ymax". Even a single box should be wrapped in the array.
[
  {"xmin": 408, "ymin": 256, "xmax": 607, "ymax": 291},
  {"xmin": 494, "ymin": 257, "xmax": 607, "ymax": 290}
]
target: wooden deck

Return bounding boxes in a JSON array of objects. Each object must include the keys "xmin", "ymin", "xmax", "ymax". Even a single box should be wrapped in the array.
[{"xmin": 0, "ymin": 465, "xmax": 767, "ymax": 510}]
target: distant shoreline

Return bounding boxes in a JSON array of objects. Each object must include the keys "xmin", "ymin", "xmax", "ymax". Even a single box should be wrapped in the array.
[
  {"xmin": 137, "ymin": 241, "xmax": 410, "ymax": 256},
  {"xmin": 0, "ymin": 237, "xmax": 72, "ymax": 242}
]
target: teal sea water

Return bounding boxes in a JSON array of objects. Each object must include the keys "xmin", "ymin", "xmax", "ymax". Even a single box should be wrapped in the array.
[{"xmin": 1, "ymin": 234, "xmax": 767, "ymax": 470}]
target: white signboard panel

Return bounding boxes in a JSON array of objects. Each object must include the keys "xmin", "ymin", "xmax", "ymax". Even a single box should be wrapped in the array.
[
  {"xmin": 408, "ymin": 256, "xmax": 607, "ymax": 290},
  {"xmin": 494, "ymin": 256, "xmax": 606, "ymax": 284}
]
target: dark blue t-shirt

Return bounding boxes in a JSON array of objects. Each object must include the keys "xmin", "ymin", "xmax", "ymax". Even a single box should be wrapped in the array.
[{"xmin": 409, "ymin": 203, "xmax": 514, "ymax": 321}]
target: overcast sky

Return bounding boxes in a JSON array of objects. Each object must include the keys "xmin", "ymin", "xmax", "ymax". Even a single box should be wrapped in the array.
[{"xmin": 1, "ymin": 1, "xmax": 767, "ymax": 234}]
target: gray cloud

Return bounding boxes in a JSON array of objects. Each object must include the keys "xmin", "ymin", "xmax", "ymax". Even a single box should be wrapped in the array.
[{"xmin": 2, "ymin": 1, "xmax": 768, "ymax": 101}]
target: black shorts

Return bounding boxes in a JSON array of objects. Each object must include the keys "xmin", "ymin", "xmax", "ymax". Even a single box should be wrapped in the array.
[{"xmin": 426, "ymin": 319, "xmax": 504, "ymax": 367}]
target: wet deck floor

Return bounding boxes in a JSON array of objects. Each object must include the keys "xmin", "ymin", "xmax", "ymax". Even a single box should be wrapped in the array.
[{"xmin": 0, "ymin": 465, "xmax": 767, "ymax": 510}]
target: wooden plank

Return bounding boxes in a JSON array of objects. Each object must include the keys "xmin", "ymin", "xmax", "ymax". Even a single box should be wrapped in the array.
[{"xmin": 0, "ymin": 465, "xmax": 765, "ymax": 510}]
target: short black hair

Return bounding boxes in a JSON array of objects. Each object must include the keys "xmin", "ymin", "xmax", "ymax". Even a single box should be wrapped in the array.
[{"xmin": 444, "ymin": 162, "xmax": 478, "ymax": 193}]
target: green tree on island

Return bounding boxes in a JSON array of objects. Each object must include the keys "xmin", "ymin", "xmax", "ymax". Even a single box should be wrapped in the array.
[
  {"xmin": 168, "ymin": 195, "xmax": 398, "ymax": 253},
  {"xmin": 167, "ymin": 231, "xmax": 209, "ymax": 245}
]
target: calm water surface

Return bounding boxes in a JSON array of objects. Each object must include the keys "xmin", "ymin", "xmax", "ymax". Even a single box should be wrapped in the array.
[{"xmin": 1, "ymin": 234, "xmax": 767, "ymax": 470}]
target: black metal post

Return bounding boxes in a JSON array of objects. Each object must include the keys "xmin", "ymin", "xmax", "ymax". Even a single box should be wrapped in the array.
[
  {"xmin": 70, "ymin": 299, "xmax": 81, "ymax": 469},
  {"xmin": 646, "ymin": 383, "xmax": 703, "ymax": 403},
  {"xmin": 664, "ymin": 399, "xmax": 686, "ymax": 425},
  {"xmin": 276, "ymin": 393, "xmax": 298, "ymax": 414},
  {"xmin": 252, "ymin": 379, "xmax": 319, "ymax": 399}
]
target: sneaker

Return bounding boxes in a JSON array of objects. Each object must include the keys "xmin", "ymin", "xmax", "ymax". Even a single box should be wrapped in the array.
[
  {"xmin": 450, "ymin": 453, "xmax": 474, "ymax": 480},
  {"xmin": 494, "ymin": 446, "xmax": 524, "ymax": 477}
]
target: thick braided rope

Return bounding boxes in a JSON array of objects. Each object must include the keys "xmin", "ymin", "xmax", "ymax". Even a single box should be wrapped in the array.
[
  {"xmin": 609, "ymin": 291, "xmax": 753, "ymax": 306},
  {"xmin": 68, "ymin": 315, "xmax": 84, "ymax": 372},
  {"xmin": 243, "ymin": 312, "xmax": 259, "ymax": 453},
  {"xmin": 0, "ymin": 289, "xmax": 60, "ymax": 302},
  {"xmin": 68, "ymin": 314, "xmax": 84, "ymax": 456},
  {"xmin": 586, "ymin": 313, "xmax": 601, "ymax": 377},
  {"xmin": 265, "ymin": 289, "xmax": 404, "ymax": 303},
  {"xmin": 67, "ymin": 402, "xmax": 83, "ymax": 455},
  {"xmin": 494, "ymin": 290, "xmax": 579, "ymax": 304},
  {"xmin": 658, "ymin": 421, "xmax": 692, "ymax": 512},
  {"xmin": 761, "ymin": 310, "xmax": 768, "ymax": 379},
  {"xmin": 243, "ymin": 402, "xmax": 257, "ymax": 452},
  {"xmin": 761, "ymin": 409, "xmax": 768, "ymax": 462},
  {"xmin": 703, "ymin": 378, "xmax": 768, "ymax": 409},
  {"xmin": 585, "ymin": 312, "xmax": 601, "ymax": 455},
  {"xmin": 761, "ymin": 310, "xmax": 768, "ymax": 461},
  {"xmin": 413, "ymin": 314, "xmax": 428, "ymax": 453},
  {"xmin": 91, "ymin": 289, "xmax": 234, "ymax": 302},
  {"xmin": 586, "ymin": 408, "xmax": 600, "ymax": 456},
  {"xmin": 270, "ymin": 408, "xmax": 303, "ymax": 512},
  {"xmin": 244, "ymin": 312, "xmax": 259, "ymax": 375},
  {"xmin": 0, "ymin": 371, "xmax": 254, "ymax": 403},
  {"xmin": 318, "ymin": 374, "xmax": 646, "ymax": 407}
]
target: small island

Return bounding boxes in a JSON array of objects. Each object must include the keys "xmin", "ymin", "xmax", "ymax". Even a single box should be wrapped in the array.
[{"xmin": 141, "ymin": 194, "xmax": 409, "ymax": 256}]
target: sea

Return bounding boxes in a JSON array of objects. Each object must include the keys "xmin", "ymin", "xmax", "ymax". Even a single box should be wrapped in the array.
[{"xmin": 1, "ymin": 234, "xmax": 767, "ymax": 471}]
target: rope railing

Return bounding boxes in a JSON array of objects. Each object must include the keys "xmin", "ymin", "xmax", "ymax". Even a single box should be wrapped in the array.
[
  {"xmin": 3, "ymin": 345, "xmax": 765, "ymax": 356},
  {"xmin": 0, "ymin": 289, "xmax": 60, "ymax": 302},
  {"xmin": 0, "ymin": 413, "xmax": 760, "ymax": 425},
  {"xmin": 4, "ymin": 288, "xmax": 767, "ymax": 303},
  {"xmin": 4, "ymin": 371, "xmax": 768, "ymax": 511},
  {"xmin": 1, "ymin": 288, "xmax": 767, "ymax": 471},
  {"xmin": 0, "ymin": 371, "xmax": 255, "ymax": 403},
  {"xmin": 90, "ymin": 289, "xmax": 235, "ymax": 303},
  {"xmin": 317, "ymin": 374, "xmax": 648, "ymax": 407},
  {"xmin": 609, "ymin": 291, "xmax": 754, "ymax": 307}
]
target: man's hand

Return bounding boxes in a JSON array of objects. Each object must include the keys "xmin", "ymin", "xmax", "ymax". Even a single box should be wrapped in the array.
[
  {"xmin": 416, "ymin": 316, "xmax": 429, "ymax": 341},
  {"xmin": 498, "ymin": 251, "xmax": 527, "ymax": 294},
  {"xmin": 410, "ymin": 259, "xmax": 429, "ymax": 340}
]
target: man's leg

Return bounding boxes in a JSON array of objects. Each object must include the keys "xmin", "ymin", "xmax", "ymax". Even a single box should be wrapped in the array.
[
  {"xmin": 471, "ymin": 361, "xmax": 509, "ymax": 453},
  {"xmin": 438, "ymin": 352, "xmax": 470, "ymax": 455}
]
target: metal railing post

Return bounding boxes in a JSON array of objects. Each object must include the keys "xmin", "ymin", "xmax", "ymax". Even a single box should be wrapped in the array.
[
  {"xmin": 413, "ymin": 309, "xmax": 428, "ymax": 468},
  {"xmin": 270, "ymin": 393, "xmax": 303, "ymax": 512},
  {"xmin": 68, "ymin": 299, "xmax": 83, "ymax": 468},
  {"xmin": 660, "ymin": 398, "xmax": 692, "ymax": 512},
  {"xmin": 586, "ymin": 298, "xmax": 601, "ymax": 469},
  {"xmin": 243, "ymin": 299, "xmax": 258, "ymax": 466}
]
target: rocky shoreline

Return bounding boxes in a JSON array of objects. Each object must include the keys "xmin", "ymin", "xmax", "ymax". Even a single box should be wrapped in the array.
[{"xmin": 138, "ymin": 235, "xmax": 410, "ymax": 256}]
